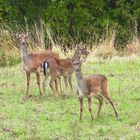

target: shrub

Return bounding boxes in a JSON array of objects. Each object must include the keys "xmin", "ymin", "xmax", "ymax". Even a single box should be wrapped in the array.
[{"xmin": 0, "ymin": 28, "xmax": 20, "ymax": 67}]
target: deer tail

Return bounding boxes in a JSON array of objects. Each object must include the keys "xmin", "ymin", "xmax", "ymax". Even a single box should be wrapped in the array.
[{"xmin": 43, "ymin": 60, "xmax": 49, "ymax": 76}]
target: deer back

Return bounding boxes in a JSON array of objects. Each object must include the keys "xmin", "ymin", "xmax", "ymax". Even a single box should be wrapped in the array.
[
  {"xmin": 85, "ymin": 74, "xmax": 108, "ymax": 95},
  {"xmin": 58, "ymin": 59, "xmax": 74, "ymax": 74}
]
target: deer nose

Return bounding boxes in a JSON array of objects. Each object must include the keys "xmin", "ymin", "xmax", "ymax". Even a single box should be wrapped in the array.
[
  {"xmin": 21, "ymin": 41, "xmax": 26, "ymax": 45},
  {"xmin": 75, "ymin": 67, "xmax": 80, "ymax": 71}
]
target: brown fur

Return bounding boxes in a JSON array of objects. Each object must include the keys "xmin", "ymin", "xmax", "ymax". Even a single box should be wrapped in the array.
[
  {"xmin": 43, "ymin": 43, "xmax": 88, "ymax": 96},
  {"xmin": 43, "ymin": 58, "xmax": 74, "ymax": 96},
  {"xmin": 23, "ymin": 51, "xmax": 59, "ymax": 72},
  {"xmin": 42, "ymin": 57, "xmax": 59, "ymax": 96},
  {"xmin": 85, "ymin": 74, "xmax": 108, "ymax": 95}
]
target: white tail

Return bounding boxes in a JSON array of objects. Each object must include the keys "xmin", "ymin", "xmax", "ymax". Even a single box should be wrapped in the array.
[{"xmin": 42, "ymin": 60, "xmax": 49, "ymax": 76}]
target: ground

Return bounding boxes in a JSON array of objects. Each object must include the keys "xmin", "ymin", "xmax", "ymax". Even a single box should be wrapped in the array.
[{"xmin": 0, "ymin": 56, "xmax": 140, "ymax": 140}]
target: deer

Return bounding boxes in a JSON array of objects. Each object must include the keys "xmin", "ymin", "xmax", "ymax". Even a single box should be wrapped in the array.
[
  {"xmin": 42, "ymin": 56, "xmax": 75, "ymax": 96},
  {"xmin": 42, "ymin": 43, "xmax": 89, "ymax": 96},
  {"xmin": 57, "ymin": 43, "xmax": 89, "ymax": 94},
  {"xmin": 16, "ymin": 33, "xmax": 59, "ymax": 96},
  {"xmin": 41, "ymin": 57, "xmax": 62, "ymax": 96},
  {"xmin": 70, "ymin": 48, "xmax": 118, "ymax": 120}
]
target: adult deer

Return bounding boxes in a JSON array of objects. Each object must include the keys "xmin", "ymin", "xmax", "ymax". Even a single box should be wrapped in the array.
[
  {"xmin": 70, "ymin": 50, "xmax": 118, "ymax": 120},
  {"xmin": 16, "ymin": 33, "xmax": 59, "ymax": 96}
]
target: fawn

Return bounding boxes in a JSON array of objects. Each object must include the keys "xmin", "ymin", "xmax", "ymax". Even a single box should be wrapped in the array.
[{"xmin": 42, "ymin": 43, "xmax": 89, "ymax": 96}]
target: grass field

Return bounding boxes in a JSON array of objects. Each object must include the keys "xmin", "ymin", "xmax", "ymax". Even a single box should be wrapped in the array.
[{"xmin": 0, "ymin": 56, "xmax": 140, "ymax": 140}]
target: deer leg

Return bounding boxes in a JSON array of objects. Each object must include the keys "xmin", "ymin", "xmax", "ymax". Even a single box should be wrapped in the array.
[
  {"xmin": 36, "ymin": 72, "xmax": 43, "ymax": 96},
  {"xmin": 58, "ymin": 77, "xmax": 62, "ymax": 95},
  {"xmin": 49, "ymin": 80, "xmax": 54, "ymax": 93},
  {"xmin": 68, "ymin": 76, "xmax": 73, "ymax": 92},
  {"xmin": 88, "ymin": 97, "xmax": 93, "ymax": 120},
  {"xmin": 96, "ymin": 95, "xmax": 103, "ymax": 117},
  {"xmin": 79, "ymin": 97, "xmax": 84, "ymax": 120},
  {"xmin": 103, "ymin": 94, "xmax": 118, "ymax": 117},
  {"xmin": 26, "ymin": 72, "xmax": 30, "ymax": 95},
  {"xmin": 64, "ymin": 76, "xmax": 68, "ymax": 96},
  {"xmin": 49, "ymin": 77, "xmax": 58, "ymax": 96},
  {"xmin": 42, "ymin": 74, "xmax": 49, "ymax": 95},
  {"xmin": 76, "ymin": 89, "xmax": 79, "ymax": 96},
  {"xmin": 54, "ymin": 79, "xmax": 58, "ymax": 96},
  {"xmin": 49, "ymin": 75, "xmax": 55, "ymax": 92}
]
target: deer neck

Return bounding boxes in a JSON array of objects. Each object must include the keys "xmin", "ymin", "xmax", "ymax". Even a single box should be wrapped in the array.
[
  {"xmin": 73, "ymin": 51, "xmax": 80, "ymax": 60},
  {"xmin": 20, "ymin": 44, "xmax": 30, "ymax": 64},
  {"xmin": 75, "ymin": 69, "xmax": 88, "ymax": 94},
  {"xmin": 75, "ymin": 70, "xmax": 83, "ymax": 80}
]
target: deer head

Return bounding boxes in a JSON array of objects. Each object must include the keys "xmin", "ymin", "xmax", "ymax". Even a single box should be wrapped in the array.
[
  {"xmin": 70, "ymin": 55, "xmax": 87, "ymax": 74},
  {"xmin": 70, "ymin": 59, "xmax": 82, "ymax": 72},
  {"xmin": 16, "ymin": 33, "xmax": 29, "ymax": 45},
  {"xmin": 73, "ymin": 43, "xmax": 89, "ymax": 60},
  {"xmin": 70, "ymin": 43, "xmax": 89, "ymax": 72}
]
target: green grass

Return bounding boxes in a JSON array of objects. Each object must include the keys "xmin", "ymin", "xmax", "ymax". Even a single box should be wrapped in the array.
[{"xmin": 0, "ymin": 57, "xmax": 140, "ymax": 140}]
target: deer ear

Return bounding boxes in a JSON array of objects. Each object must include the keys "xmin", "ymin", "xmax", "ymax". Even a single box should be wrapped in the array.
[
  {"xmin": 25, "ymin": 32, "xmax": 29, "ymax": 37},
  {"xmin": 83, "ymin": 47, "xmax": 89, "ymax": 55},
  {"xmin": 79, "ymin": 41, "xmax": 83, "ymax": 46},
  {"xmin": 84, "ymin": 45, "xmax": 86, "ymax": 49},
  {"xmin": 16, "ymin": 33, "xmax": 19, "ymax": 39},
  {"xmin": 74, "ymin": 43, "xmax": 77, "ymax": 49},
  {"xmin": 67, "ymin": 58, "xmax": 73, "ymax": 64},
  {"xmin": 80, "ymin": 56, "xmax": 87, "ymax": 63},
  {"xmin": 72, "ymin": 43, "xmax": 76, "ymax": 49},
  {"xmin": 66, "ymin": 58, "xmax": 71, "ymax": 61},
  {"xmin": 85, "ymin": 50, "xmax": 89, "ymax": 55}
]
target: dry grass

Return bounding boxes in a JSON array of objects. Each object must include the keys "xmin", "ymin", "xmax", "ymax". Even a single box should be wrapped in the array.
[
  {"xmin": 0, "ymin": 28, "xmax": 20, "ymax": 66},
  {"xmin": 0, "ymin": 23, "xmax": 140, "ymax": 67},
  {"xmin": 125, "ymin": 36, "xmax": 140, "ymax": 55},
  {"xmin": 91, "ymin": 30, "xmax": 116, "ymax": 59}
]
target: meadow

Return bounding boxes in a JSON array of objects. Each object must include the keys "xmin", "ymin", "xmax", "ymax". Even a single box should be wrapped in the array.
[{"xmin": 0, "ymin": 55, "xmax": 140, "ymax": 140}]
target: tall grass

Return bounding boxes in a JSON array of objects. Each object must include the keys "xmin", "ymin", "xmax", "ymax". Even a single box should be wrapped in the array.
[
  {"xmin": 0, "ymin": 21, "xmax": 140, "ymax": 67},
  {"xmin": 0, "ymin": 26, "xmax": 20, "ymax": 66},
  {"xmin": 125, "ymin": 36, "xmax": 140, "ymax": 56},
  {"xmin": 91, "ymin": 29, "xmax": 116, "ymax": 59}
]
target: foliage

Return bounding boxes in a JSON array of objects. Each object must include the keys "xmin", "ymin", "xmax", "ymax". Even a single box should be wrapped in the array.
[
  {"xmin": 0, "ymin": 27, "xmax": 20, "ymax": 66},
  {"xmin": 1, "ymin": 0, "xmax": 140, "ymax": 47}
]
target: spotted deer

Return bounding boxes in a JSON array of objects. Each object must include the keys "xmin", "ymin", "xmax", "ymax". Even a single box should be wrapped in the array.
[
  {"xmin": 16, "ymin": 33, "xmax": 59, "ymax": 96},
  {"xmin": 70, "ymin": 48, "xmax": 118, "ymax": 120}
]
